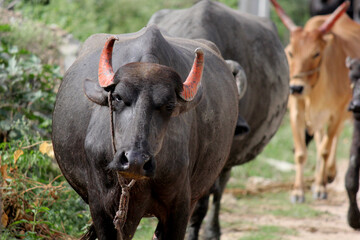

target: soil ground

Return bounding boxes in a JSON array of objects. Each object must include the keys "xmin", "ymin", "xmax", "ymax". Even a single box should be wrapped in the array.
[{"xmin": 209, "ymin": 159, "xmax": 360, "ymax": 240}]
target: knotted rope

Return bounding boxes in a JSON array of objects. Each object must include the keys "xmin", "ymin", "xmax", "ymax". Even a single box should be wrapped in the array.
[{"xmin": 108, "ymin": 91, "xmax": 136, "ymax": 234}]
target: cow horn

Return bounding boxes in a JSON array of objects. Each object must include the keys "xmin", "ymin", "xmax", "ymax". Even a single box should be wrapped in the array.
[
  {"xmin": 270, "ymin": 0, "xmax": 300, "ymax": 32},
  {"xmin": 98, "ymin": 36, "xmax": 119, "ymax": 88},
  {"xmin": 318, "ymin": 1, "xmax": 350, "ymax": 34},
  {"xmin": 180, "ymin": 48, "xmax": 204, "ymax": 101}
]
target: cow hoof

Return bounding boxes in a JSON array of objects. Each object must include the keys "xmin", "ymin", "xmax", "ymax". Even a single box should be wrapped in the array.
[
  {"xmin": 290, "ymin": 194, "xmax": 305, "ymax": 203},
  {"xmin": 312, "ymin": 191, "xmax": 327, "ymax": 200}
]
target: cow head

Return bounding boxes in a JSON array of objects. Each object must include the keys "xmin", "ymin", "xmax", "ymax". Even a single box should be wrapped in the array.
[
  {"xmin": 270, "ymin": 0, "xmax": 349, "ymax": 97},
  {"xmin": 346, "ymin": 57, "xmax": 360, "ymax": 120},
  {"xmin": 84, "ymin": 36, "xmax": 204, "ymax": 179}
]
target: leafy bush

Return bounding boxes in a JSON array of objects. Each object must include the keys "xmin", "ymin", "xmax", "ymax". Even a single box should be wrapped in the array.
[
  {"xmin": 0, "ymin": 37, "xmax": 61, "ymax": 141},
  {"xmin": 0, "ymin": 121, "xmax": 90, "ymax": 239},
  {"xmin": 12, "ymin": 0, "xmax": 196, "ymax": 41},
  {"xmin": 10, "ymin": 0, "xmax": 309, "ymax": 44}
]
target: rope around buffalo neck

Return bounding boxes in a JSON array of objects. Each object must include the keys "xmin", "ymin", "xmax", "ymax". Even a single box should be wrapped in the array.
[{"xmin": 108, "ymin": 91, "xmax": 136, "ymax": 234}]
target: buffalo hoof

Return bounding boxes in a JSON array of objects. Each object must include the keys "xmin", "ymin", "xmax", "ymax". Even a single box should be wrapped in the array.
[
  {"xmin": 204, "ymin": 229, "xmax": 220, "ymax": 240},
  {"xmin": 348, "ymin": 206, "xmax": 360, "ymax": 229},
  {"xmin": 290, "ymin": 194, "xmax": 305, "ymax": 203},
  {"xmin": 204, "ymin": 233, "xmax": 220, "ymax": 240}
]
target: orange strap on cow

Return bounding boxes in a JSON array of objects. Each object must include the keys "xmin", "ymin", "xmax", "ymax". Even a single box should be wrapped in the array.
[
  {"xmin": 318, "ymin": 1, "xmax": 350, "ymax": 34},
  {"xmin": 179, "ymin": 48, "xmax": 204, "ymax": 101},
  {"xmin": 98, "ymin": 36, "xmax": 119, "ymax": 88}
]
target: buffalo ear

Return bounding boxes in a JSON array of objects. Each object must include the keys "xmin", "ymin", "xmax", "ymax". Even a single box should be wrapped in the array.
[
  {"xmin": 83, "ymin": 79, "xmax": 108, "ymax": 106},
  {"xmin": 346, "ymin": 56, "xmax": 352, "ymax": 69}
]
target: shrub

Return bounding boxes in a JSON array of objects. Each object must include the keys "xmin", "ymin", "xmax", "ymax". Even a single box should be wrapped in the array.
[
  {"xmin": 0, "ymin": 37, "xmax": 61, "ymax": 141},
  {"xmin": 0, "ymin": 123, "xmax": 90, "ymax": 239}
]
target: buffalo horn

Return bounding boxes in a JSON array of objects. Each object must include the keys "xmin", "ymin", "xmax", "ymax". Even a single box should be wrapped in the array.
[
  {"xmin": 98, "ymin": 36, "xmax": 119, "ymax": 88},
  {"xmin": 270, "ymin": 0, "xmax": 300, "ymax": 32},
  {"xmin": 180, "ymin": 48, "xmax": 204, "ymax": 101},
  {"xmin": 318, "ymin": 1, "xmax": 350, "ymax": 34}
]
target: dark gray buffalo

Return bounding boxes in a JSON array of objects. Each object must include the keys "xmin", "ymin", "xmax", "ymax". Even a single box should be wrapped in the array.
[
  {"xmin": 52, "ymin": 25, "xmax": 239, "ymax": 239},
  {"xmin": 345, "ymin": 57, "xmax": 360, "ymax": 229},
  {"xmin": 148, "ymin": 0, "xmax": 289, "ymax": 239}
]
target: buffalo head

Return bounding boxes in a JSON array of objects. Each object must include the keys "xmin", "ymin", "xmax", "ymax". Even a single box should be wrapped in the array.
[
  {"xmin": 83, "ymin": 36, "xmax": 204, "ymax": 179},
  {"xmin": 271, "ymin": 0, "xmax": 349, "ymax": 97}
]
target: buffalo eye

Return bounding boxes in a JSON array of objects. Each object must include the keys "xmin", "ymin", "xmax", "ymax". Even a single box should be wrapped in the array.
[
  {"xmin": 113, "ymin": 94, "xmax": 131, "ymax": 106},
  {"xmin": 312, "ymin": 52, "xmax": 320, "ymax": 59},
  {"xmin": 114, "ymin": 94, "xmax": 122, "ymax": 102},
  {"xmin": 165, "ymin": 103, "xmax": 175, "ymax": 112},
  {"xmin": 288, "ymin": 51, "xmax": 293, "ymax": 58}
]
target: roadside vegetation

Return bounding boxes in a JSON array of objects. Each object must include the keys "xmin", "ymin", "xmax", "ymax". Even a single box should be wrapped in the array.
[{"xmin": 0, "ymin": 0, "xmax": 339, "ymax": 239}]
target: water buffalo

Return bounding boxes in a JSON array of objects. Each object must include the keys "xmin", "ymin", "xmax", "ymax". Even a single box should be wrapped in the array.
[
  {"xmin": 52, "ymin": 25, "xmax": 239, "ymax": 239},
  {"xmin": 345, "ymin": 57, "xmax": 360, "ymax": 229},
  {"xmin": 148, "ymin": 0, "xmax": 289, "ymax": 239}
]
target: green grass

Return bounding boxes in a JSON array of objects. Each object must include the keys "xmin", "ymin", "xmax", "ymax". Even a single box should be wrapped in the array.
[
  {"xmin": 240, "ymin": 225, "xmax": 297, "ymax": 240},
  {"xmin": 229, "ymin": 112, "xmax": 353, "ymax": 188},
  {"xmin": 133, "ymin": 218, "xmax": 158, "ymax": 239}
]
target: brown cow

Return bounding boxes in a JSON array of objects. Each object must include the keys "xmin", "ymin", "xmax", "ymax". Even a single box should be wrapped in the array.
[{"xmin": 271, "ymin": 0, "xmax": 360, "ymax": 203}]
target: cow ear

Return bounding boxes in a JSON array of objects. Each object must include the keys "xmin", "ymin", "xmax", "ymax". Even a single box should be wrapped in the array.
[
  {"xmin": 172, "ymin": 87, "xmax": 204, "ymax": 117},
  {"xmin": 84, "ymin": 79, "xmax": 109, "ymax": 106},
  {"xmin": 322, "ymin": 32, "xmax": 334, "ymax": 43}
]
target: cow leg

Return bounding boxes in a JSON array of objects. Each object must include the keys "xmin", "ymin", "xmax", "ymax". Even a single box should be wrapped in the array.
[
  {"xmin": 345, "ymin": 119, "xmax": 360, "ymax": 229},
  {"xmin": 313, "ymin": 115, "xmax": 343, "ymax": 200},
  {"xmin": 187, "ymin": 193, "xmax": 210, "ymax": 240},
  {"xmin": 204, "ymin": 168, "xmax": 231, "ymax": 240},
  {"xmin": 325, "ymin": 136, "xmax": 338, "ymax": 183},
  {"xmin": 289, "ymin": 98, "xmax": 307, "ymax": 203}
]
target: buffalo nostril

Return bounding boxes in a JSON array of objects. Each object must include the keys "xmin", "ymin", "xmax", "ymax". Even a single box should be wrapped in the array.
[
  {"xmin": 143, "ymin": 158, "xmax": 153, "ymax": 171},
  {"xmin": 120, "ymin": 152, "xmax": 129, "ymax": 168}
]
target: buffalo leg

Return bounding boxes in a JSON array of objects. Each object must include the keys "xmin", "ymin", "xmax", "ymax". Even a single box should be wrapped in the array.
[
  {"xmin": 204, "ymin": 168, "xmax": 231, "ymax": 240},
  {"xmin": 345, "ymin": 119, "xmax": 360, "ymax": 229},
  {"xmin": 88, "ymin": 199, "xmax": 118, "ymax": 240},
  {"xmin": 187, "ymin": 193, "xmax": 210, "ymax": 240},
  {"xmin": 158, "ymin": 192, "xmax": 191, "ymax": 240}
]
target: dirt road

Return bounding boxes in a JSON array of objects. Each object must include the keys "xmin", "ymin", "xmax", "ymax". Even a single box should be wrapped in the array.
[{"xmin": 213, "ymin": 159, "xmax": 360, "ymax": 240}]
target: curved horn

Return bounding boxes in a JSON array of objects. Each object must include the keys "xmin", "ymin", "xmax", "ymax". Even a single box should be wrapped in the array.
[
  {"xmin": 270, "ymin": 0, "xmax": 300, "ymax": 32},
  {"xmin": 98, "ymin": 36, "xmax": 119, "ymax": 88},
  {"xmin": 318, "ymin": 1, "xmax": 350, "ymax": 34},
  {"xmin": 180, "ymin": 48, "xmax": 204, "ymax": 101}
]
